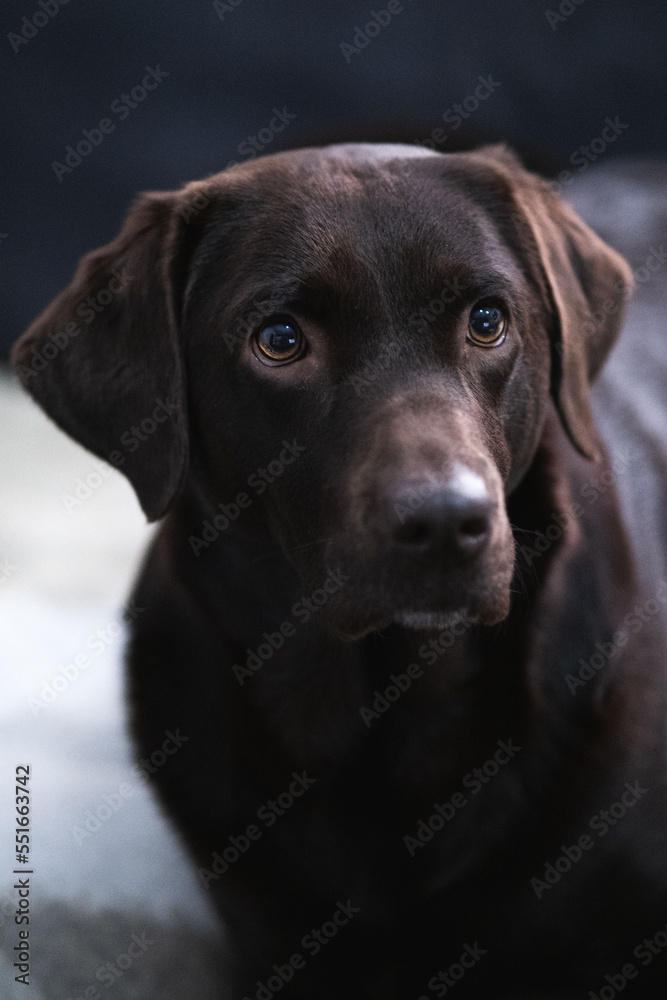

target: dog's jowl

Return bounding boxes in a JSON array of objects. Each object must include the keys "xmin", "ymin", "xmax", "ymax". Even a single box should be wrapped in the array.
[{"xmin": 12, "ymin": 143, "xmax": 667, "ymax": 998}]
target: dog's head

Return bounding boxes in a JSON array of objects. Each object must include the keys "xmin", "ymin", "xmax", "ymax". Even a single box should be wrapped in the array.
[{"xmin": 12, "ymin": 144, "xmax": 632, "ymax": 639}]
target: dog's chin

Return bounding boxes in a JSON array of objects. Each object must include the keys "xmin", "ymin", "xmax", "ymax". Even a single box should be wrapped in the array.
[
  {"xmin": 393, "ymin": 592, "xmax": 510, "ymax": 631},
  {"xmin": 324, "ymin": 588, "xmax": 511, "ymax": 641},
  {"xmin": 392, "ymin": 609, "xmax": 477, "ymax": 631}
]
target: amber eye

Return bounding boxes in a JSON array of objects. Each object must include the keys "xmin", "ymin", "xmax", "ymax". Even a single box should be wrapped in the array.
[
  {"xmin": 254, "ymin": 320, "xmax": 306, "ymax": 365},
  {"xmin": 467, "ymin": 301, "xmax": 507, "ymax": 347}
]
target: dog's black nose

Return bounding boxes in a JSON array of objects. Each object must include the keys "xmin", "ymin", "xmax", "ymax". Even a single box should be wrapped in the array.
[{"xmin": 388, "ymin": 473, "xmax": 495, "ymax": 563}]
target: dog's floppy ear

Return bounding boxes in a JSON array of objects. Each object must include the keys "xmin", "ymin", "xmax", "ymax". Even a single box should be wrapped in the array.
[
  {"xmin": 11, "ymin": 190, "xmax": 193, "ymax": 521},
  {"xmin": 476, "ymin": 145, "xmax": 634, "ymax": 461}
]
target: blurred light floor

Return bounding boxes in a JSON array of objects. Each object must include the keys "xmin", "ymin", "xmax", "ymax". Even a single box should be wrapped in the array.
[{"xmin": 0, "ymin": 368, "xmax": 223, "ymax": 999}]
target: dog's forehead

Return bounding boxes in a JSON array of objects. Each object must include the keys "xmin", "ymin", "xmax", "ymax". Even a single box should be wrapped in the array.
[
  {"xmin": 223, "ymin": 143, "xmax": 489, "ymax": 225},
  {"xmin": 201, "ymin": 145, "xmax": 521, "ymax": 297}
]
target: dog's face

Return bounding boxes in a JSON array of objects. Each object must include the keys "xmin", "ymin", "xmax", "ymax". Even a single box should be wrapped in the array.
[
  {"xmin": 184, "ymin": 148, "xmax": 550, "ymax": 637},
  {"xmin": 12, "ymin": 144, "xmax": 633, "ymax": 640}
]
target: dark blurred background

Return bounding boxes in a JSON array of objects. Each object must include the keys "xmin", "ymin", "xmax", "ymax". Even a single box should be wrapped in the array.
[{"xmin": 1, "ymin": 0, "xmax": 666, "ymax": 359}]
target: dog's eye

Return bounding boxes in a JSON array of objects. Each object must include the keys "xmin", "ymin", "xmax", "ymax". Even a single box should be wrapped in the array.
[
  {"xmin": 254, "ymin": 320, "xmax": 306, "ymax": 365},
  {"xmin": 467, "ymin": 301, "xmax": 507, "ymax": 347}
]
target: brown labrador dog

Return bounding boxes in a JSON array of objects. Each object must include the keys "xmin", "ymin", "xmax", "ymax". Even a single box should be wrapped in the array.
[{"xmin": 12, "ymin": 144, "xmax": 667, "ymax": 999}]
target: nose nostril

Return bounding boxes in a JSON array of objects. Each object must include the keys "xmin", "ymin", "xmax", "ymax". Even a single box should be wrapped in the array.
[
  {"xmin": 459, "ymin": 516, "xmax": 489, "ymax": 540},
  {"xmin": 387, "ymin": 476, "xmax": 495, "ymax": 560}
]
